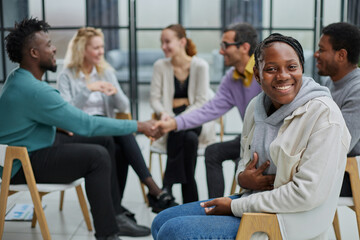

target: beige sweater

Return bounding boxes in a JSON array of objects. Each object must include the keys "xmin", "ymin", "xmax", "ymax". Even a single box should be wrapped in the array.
[
  {"xmin": 150, "ymin": 56, "xmax": 216, "ymax": 148},
  {"xmin": 232, "ymin": 96, "xmax": 350, "ymax": 239}
]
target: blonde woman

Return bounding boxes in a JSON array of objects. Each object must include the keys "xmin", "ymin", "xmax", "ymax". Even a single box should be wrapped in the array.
[
  {"xmin": 150, "ymin": 24, "xmax": 215, "ymax": 203},
  {"xmin": 57, "ymin": 27, "xmax": 177, "ymax": 220}
]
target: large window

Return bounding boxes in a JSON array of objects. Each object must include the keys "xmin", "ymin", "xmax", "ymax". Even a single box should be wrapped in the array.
[{"xmin": 0, "ymin": 0, "xmax": 355, "ymax": 133}]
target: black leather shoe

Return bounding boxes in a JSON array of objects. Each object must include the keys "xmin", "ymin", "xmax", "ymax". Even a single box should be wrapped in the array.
[
  {"xmin": 119, "ymin": 206, "xmax": 137, "ymax": 223},
  {"xmin": 148, "ymin": 190, "xmax": 179, "ymax": 213},
  {"xmin": 116, "ymin": 212, "xmax": 151, "ymax": 237},
  {"xmin": 96, "ymin": 233, "xmax": 122, "ymax": 240}
]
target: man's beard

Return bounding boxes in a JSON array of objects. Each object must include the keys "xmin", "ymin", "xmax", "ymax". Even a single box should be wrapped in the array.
[
  {"xmin": 317, "ymin": 65, "xmax": 338, "ymax": 77},
  {"xmin": 48, "ymin": 65, "xmax": 57, "ymax": 72},
  {"xmin": 41, "ymin": 64, "xmax": 57, "ymax": 73}
]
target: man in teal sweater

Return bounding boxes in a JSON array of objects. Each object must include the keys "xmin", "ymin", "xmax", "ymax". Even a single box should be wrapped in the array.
[{"xmin": 0, "ymin": 18, "xmax": 158, "ymax": 240}]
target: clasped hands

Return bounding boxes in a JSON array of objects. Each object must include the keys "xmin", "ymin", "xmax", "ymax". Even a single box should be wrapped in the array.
[
  {"xmin": 199, "ymin": 152, "xmax": 275, "ymax": 216},
  {"xmin": 137, "ymin": 113, "xmax": 179, "ymax": 139},
  {"xmin": 87, "ymin": 81, "xmax": 117, "ymax": 96}
]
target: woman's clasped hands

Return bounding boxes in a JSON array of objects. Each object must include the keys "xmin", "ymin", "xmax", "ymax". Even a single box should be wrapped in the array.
[{"xmin": 87, "ymin": 81, "xmax": 117, "ymax": 96}]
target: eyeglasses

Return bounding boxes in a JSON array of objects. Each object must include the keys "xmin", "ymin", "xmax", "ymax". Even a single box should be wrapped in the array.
[{"xmin": 220, "ymin": 41, "xmax": 243, "ymax": 50}]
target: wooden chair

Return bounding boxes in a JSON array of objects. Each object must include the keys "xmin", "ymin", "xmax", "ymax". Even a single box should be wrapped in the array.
[
  {"xmin": 235, "ymin": 157, "xmax": 347, "ymax": 240},
  {"xmin": 332, "ymin": 156, "xmax": 360, "ymax": 240},
  {"xmin": 148, "ymin": 113, "xmax": 225, "ymax": 183},
  {"xmin": 0, "ymin": 145, "xmax": 92, "ymax": 240},
  {"xmin": 115, "ymin": 112, "xmax": 148, "ymax": 205},
  {"xmin": 236, "ymin": 212, "xmax": 282, "ymax": 239}
]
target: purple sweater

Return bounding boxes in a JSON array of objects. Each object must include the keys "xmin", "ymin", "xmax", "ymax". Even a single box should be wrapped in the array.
[{"xmin": 175, "ymin": 67, "xmax": 262, "ymax": 130}]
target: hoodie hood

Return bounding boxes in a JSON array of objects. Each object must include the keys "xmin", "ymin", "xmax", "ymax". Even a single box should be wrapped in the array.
[{"xmin": 252, "ymin": 76, "xmax": 331, "ymax": 174}]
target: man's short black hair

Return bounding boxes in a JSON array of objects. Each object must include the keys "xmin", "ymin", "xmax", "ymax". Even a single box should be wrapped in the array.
[
  {"xmin": 322, "ymin": 22, "xmax": 360, "ymax": 65},
  {"xmin": 224, "ymin": 22, "xmax": 258, "ymax": 56},
  {"xmin": 5, "ymin": 17, "xmax": 50, "ymax": 64}
]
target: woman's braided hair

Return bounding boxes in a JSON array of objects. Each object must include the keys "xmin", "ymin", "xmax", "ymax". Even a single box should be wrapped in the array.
[{"xmin": 254, "ymin": 33, "xmax": 305, "ymax": 73}]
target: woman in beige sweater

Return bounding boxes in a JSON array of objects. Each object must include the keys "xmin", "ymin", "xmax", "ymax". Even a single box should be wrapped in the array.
[
  {"xmin": 152, "ymin": 33, "xmax": 350, "ymax": 240},
  {"xmin": 150, "ymin": 24, "xmax": 214, "ymax": 203}
]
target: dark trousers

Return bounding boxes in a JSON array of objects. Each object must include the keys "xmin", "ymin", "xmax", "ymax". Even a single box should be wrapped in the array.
[
  {"xmin": 205, "ymin": 135, "xmax": 241, "ymax": 198},
  {"xmin": 113, "ymin": 134, "xmax": 151, "ymax": 200},
  {"xmin": 164, "ymin": 127, "xmax": 202, "ymax": 203},
  {"xmin": 340, "ymin": 173, "xmax": 352, "ymax": 196},
  {"xmin": 10, "ymin": 133, "xmax": 120, "ymax": 238}
]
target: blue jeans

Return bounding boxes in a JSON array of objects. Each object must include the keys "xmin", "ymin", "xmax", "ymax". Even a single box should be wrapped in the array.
[{"xmin": 152, "ymin": 195, "xmax": 241, "ymax": 240}]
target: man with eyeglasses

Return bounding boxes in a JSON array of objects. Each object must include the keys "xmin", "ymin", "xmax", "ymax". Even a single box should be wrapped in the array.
[{"xmin": 155, "ymin": 22, "xmax": 265, "ymax": 199}]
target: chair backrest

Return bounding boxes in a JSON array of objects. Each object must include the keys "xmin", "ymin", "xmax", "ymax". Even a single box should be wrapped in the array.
[{"xmin": 115, "ymin": 112, "xmax": 132, "ymax": 120}]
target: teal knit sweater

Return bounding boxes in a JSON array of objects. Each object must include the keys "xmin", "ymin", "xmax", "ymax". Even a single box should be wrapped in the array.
[{"xmin": 0, "ymin": 68, "xmax": 137, "ymax": 178}]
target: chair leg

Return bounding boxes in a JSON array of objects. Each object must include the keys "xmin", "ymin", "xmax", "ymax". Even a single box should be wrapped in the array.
[
  {"xmin": 159, "ymin": 154, "xmax": 164, "ymax": 180},
  {"xmin": 149, "ymin": 151, "xmax": 153, "ymax": 172},
  {"xmin": 0, "ymin": 151, "xmax": 13, "ymax": 239},
  {"xmin": 139, "ymin": 181, "xmax": 149, "ymax": 205},
  {"xmin": 230, "ymin": 175, "xmax": 237, "ymax": 195},
  {"xmin": 31, "ymin": 202, "xmax": 38, "ymax": 228},
  {"xmin": 75, "ymin": 185, "xmax": 93, "ymax": 231},
  {"xmin": 23, "ymin": 178, "xmax": 50, "ymax": 238},
  {"xmin": 59, "ymin": 191, "xmax": 65, "ymax": 211},
  {"xmin": 7, "ymin": 147, "xmax": 50, "ymax": 239},
  {"xmin": 346, "ymin": 157, "xmax": 360, "ymax": 238},
  {"xmin": 236, "ymin": 213, "xmax": 282, "ymax": 240},
  {"xmin": 0, "ymin": 183, "xmax": 9, "ymax": 240},
  {"xmin": 31, "ymin": 194, "xmax": 45, "ymax": 228},
  {"xmin": 352, "ymin": 204, "xmax": 360, "ymax": 239},
  {"xmin": 332, "ymin": 210, "xmax": 341, "ymax": 240}
]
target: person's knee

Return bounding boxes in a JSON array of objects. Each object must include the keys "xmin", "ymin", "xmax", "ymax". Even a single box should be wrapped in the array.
[
  {"xmin": 156, "ymin": 218, "xmax": 184, "ymax": 240},
  {"xmin": 205, "ymin": 143, "xmax": 222, "ymax": 166},
  {"xmin": 102, "ymin": 136, "xmax": 116, "ymax": 150},
  {"xmin": 184, "ymin": 131, "xmax": 199, "ymax": 147},
  {"xmin": 151, "ymin": 210, "xmax": 171, "ymax": 239},
  {"xmin": 205, "ymin": 143, "xmax": 219, "ymax": 158},
  {"xmin": 88, "ymin": 145, "xmax": 112, "ymax": 170}
]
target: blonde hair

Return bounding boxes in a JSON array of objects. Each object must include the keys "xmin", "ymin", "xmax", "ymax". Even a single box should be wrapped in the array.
[
  {"xmin": 165, "ymin": 24, "xmax": 197, "ymax": 57},
  {"xmin": 64, "ymin": 27, "xmax": 112, "ymax": 77}
]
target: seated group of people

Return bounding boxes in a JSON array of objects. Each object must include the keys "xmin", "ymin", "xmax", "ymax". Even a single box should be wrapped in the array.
[{"xmin": 0, "ymin": 17, "xmax": 359, "ymax": 240}]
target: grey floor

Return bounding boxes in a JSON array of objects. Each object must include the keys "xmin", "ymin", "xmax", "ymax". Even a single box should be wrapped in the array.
[{"xmin": 1, "ymin": 88, "xmax": 360, "ymax": 239}]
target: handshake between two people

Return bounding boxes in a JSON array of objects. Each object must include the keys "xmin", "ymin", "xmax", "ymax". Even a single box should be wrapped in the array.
[{"xmin": 137, "ymin": 113, "xmax": 178, "ymax": 140}]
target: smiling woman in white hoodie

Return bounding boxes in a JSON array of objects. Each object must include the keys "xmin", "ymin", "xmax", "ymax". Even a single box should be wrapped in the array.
[{"xmin": 151, "ymin": 33, "xmax": 351, "ymax": 240}]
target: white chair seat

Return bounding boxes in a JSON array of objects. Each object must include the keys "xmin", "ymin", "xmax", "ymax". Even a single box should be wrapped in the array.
[
  {"xmin": 338, "ymin": 197, "xmax": 354, "ymax": 206},
  {"xmin": 150, "ymin": 145, "xmax": 206, "ymax": 156},
  {"xmin": 149, "ymin": 145, "xmax": 166, "ymax": 155},
  {"xmin": 7, "ymin": 178, "xmax": 84, "ymax": 193}
]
